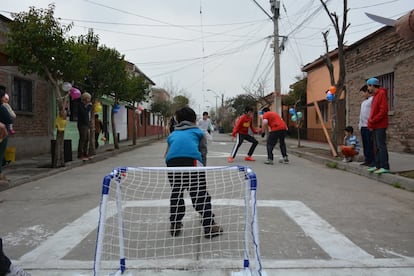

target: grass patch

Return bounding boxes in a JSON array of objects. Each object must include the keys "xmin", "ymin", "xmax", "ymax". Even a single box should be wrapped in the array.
[
  {"xmin": 326, "ymin": 162, "xmax": 338, "ymax": 169},
  {"xmin": 392, "ymin": 182, "xmax": 406, "ymax": 190}
]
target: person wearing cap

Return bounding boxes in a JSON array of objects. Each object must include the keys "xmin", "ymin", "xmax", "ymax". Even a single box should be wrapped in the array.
[
  {"xmin": 358, "ymin": 85, "xmax": 375, "ymax": 166},
  {"xmin": 366, "ymin": 77, "xmax": 390, "ymax": 174},
  {"xmin": 340, "ymin": 126, "xmax": 360, "ymax": 162}
]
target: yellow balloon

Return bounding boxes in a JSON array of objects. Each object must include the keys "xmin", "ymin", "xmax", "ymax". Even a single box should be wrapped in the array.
[{"xmin": 94, "ymin": 102, "xmax": 103, "ymax": 113}]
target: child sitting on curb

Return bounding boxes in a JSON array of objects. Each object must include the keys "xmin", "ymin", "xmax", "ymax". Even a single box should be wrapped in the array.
[{"xmin": 340, "ymin": 126, "xmax": 360, "ymax": 162}]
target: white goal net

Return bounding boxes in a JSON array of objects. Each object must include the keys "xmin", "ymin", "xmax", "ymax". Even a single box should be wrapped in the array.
[{"xmin": 94, "ymin": 166, "xmax": 263, "ymax": 275}]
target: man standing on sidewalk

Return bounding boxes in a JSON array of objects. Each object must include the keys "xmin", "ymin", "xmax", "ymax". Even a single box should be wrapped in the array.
[
  {"xmin": 366, "ymin": 78, "xmax": 390, "ymax": 174},
  {"xmin": 358, "ymin": 85, "xmax": 374, "ymax": 166}
]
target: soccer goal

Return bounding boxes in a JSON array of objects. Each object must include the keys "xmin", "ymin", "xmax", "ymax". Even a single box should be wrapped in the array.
[{"xmin": 94, "ymin": 166, "xmax": 263, "ymax": 276}]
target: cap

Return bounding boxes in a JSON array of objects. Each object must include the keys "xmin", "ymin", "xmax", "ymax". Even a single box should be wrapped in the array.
[{"xmin": 366, "ymin": 78, "xmax": 380, "ymax": 86}]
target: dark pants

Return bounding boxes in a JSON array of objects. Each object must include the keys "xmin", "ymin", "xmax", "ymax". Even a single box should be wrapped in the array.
[
  {"xmin": 0, "ymin": 137, "xmax": 8, "ymax": 174},
  {"xmin": 230, "ymin": 133, "xmax": 258, "ymax": 158},
  {"xmin": 373, "ymin": 128, "xmax": 389, "ymax": 170},
  {"xmin": 360, "ymin": 127, "xmax": 374, "ymax": 164},
  {"xmin": 77, "ymin": 126, "xmax": 90, "ymax": 158},
  {"xmin": 267, "ymin": 130, "xmax": 287, "ymax": 161},
  {"xmin": 95, "ymin": 132, "xmax": 100, "ymax": 149},
  {"xmin": 0, "ymin": 238, "xmax": 11, "ymax": 276},
  {"xmin": 167, "ymin": 158, "xmax": 215, "ymax": 227}
]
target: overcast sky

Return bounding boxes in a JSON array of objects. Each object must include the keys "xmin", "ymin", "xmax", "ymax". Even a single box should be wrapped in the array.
[{"xmin": 1, "ymin": 0, "xmax": 412, "ymax": 113}]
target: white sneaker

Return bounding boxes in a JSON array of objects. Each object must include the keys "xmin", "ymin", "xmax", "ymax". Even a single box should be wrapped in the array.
[{"xmin": 7, "ymin": 264, "xmax": 31, "ymax": 276}]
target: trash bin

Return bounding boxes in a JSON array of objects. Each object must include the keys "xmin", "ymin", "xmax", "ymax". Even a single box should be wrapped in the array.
[
  {"xmin": 5, "ymin": 147, "xmax": 16, "ymax": 162},
  {"xmin": 51, "ymin": 139, "xmax": 72, "ymax": 165}
]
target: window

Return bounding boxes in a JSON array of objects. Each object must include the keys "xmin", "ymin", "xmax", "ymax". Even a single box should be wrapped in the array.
[
  {"xmin": 376, "ymin": 72, "xmax": 394, "ymax": 112},
  {"xmin": 316, "ymin": 101, "xmax": 328, "ymax": 124},
  {"xmin": 12, "ymin": 77, "xmax": 33, "ymax": 112}
]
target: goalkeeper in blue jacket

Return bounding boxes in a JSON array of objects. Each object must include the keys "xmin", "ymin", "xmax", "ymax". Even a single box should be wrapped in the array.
[{"xmin": 165, "ymin": 106, "xmax": 223, "ymax": 238}]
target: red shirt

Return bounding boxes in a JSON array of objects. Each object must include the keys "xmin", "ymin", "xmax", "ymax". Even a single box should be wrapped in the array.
[
  {"xmin": 368, "ymin": 87, "xmax": 388, "ymax": 129},
  {"xmin": 262, "ymin": 111, "xmax": 287, "ymax": 131},
  {"xmin": 232, "ymin": 114, "xmax": 257, "ymax": 137}
]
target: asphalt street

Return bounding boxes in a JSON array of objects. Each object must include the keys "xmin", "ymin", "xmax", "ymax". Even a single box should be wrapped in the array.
[{"xmin": 0, "ymin": 135, "xmax": 413, "ymax": 275}]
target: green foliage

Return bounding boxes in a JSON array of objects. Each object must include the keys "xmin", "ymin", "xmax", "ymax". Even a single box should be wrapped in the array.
[
  {"xmin": 5, "ymin": 4, "xmax": 73, "ymax": 82},
  {"xmin": 151, "ymin": 100, "xmax": 172, "ymax": 118},
  {"xmin": 86, "ymin": 45, "xmax": 127, "ymax": 100},
  {"xmin": 172, "ymin": 95, "xmax": 189, "ymax": 110},
  {"xmin": 284, "ymin": 76, "xmax": 307, "ymax": 107},
  {"xmin": 230, "ymin": 94, "xmax": 257, "ymax": 116},
  {"xmin": 122, "ymin": 75, "xmax": 150, "ymax": 104}
]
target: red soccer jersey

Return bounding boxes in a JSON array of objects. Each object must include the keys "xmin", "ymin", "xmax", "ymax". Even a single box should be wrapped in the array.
[
  {"xmin": 232, "ymin": 114, "xmax": 257, "ymax": 137},
  {"xmin": 263, "ymin": 111, "xmax": 287, "ymax": 131}
]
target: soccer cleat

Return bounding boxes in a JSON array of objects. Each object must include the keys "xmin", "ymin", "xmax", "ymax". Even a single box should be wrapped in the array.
[
  {"xmin": 204, "ymin": 223, "xmax": 223, "ymax": 238},
  {"xmin": 367, "ymin": 166, "xmax": 378, "ymax": 173},
  {"xmin": 264, "ymin": 159, "xmax": 274, "ymax": 165},
  {"xmin": 244, "ymin": 156, "xmax": 255, "ymax": 161},
  {"xmin": 170, "ymin": 222, "xmax": 183, "ymax": 237},
  {"xmin": 227, "ymin": 156, "xmax": 234, "ymax": 163},
  {"xmin": 374, "ymin": 168, "xmax": 390, "ymax": 174}
]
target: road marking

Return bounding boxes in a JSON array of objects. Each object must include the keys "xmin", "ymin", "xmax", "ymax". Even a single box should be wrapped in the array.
[{"xmin": 17, "ymin": 200, "xmax": 413, "ymax": 272}]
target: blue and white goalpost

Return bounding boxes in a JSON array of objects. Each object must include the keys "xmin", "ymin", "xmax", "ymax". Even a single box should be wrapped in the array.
[{"xmin": 93, "ymin": 166, "xmax": 264, "ymax": 276}]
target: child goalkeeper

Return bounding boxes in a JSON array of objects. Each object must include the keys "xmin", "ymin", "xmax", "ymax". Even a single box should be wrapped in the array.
[{"xmin": 165, "ymin": 106, "xmax": 223, "ymax": 238}]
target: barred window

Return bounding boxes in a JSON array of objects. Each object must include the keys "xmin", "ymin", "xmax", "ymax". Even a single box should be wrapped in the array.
[
  {"xmin": 12, "ymin": 77, "xmax": 33, "ymax": 112},
  {"xmin": 376, "ymin": 72, "xmax": 394, "ymax": 112}
]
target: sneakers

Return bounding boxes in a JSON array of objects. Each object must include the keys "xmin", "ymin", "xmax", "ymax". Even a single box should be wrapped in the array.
[
  {"xmin": 170, "ymin": 222, "xmax": 183, "ymax": 237},
  {"xmin": 227, "ymin": 156, "xmax": 234, "ymax": 163},
  {"xmin": 204, "ymin": 223, "xmax": 224, "ymax": 238},
  {"xmin": 279, "ymin": 156, "xmax": 289, "ymax": 164},
  {"xmin": 264, "ymin": 159, "xmax": 274, "ymax": 165},
  {"xmin": 367, "ymin": 166, "xmax": 378, "ymax": 173},
  {"xmin": 7, "ymin": 264, "xmax": 31, "ymax": 276},
  {"xmin": 244, "ymin": 156, "xmax": 255, "ymax": 161},
  {"xmin": 374, "ymin": 168, "xmax": 390, "ymax": 175},
  {"xmin": 342, "ymin": 157, "xmax": 353, "ymax": 163},
  {"xmin": 8, "ymin": 129, "xmax": 16, "ymax": 135}
]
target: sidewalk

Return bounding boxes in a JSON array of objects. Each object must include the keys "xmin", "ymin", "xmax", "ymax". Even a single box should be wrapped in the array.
[
  {"xmin": 1, "ymin": 133, "xmax": 413, "ymax": 192},
  {"xmin": 0, "ymin": 135, "xmax": 163, "ymax": 192},
  {"xmin": 285, "ymin": 137, "xmax": 414, "ymax": 191}
]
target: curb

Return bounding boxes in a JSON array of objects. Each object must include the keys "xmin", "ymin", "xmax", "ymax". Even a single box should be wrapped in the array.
[{"xmin": 288, "ymin": 147, "xmax": 414, "ymax": 191}]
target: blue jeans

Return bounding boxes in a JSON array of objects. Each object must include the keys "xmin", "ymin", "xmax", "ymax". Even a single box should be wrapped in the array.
[
  {"xmin": 373, "ymin": 128, "xmax": 389, "ymax": 170},
  {"xmin": 360, "ymin": 127, "xmax": 374, "ymax": 164}
]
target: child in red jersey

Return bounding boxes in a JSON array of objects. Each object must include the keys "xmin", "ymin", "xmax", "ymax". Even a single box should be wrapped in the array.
[{"xmin": 228, "ymin": 106, "xmax": 258, "ymax": 163}]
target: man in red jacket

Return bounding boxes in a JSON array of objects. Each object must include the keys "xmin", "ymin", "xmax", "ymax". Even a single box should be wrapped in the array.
[
  {"xmin": 228, "ymin": 106, "xmax": 258, "ymax": 163},
  {"xmin": 366, "ymin": 77, "xmax": 390, "ymax": 174}
]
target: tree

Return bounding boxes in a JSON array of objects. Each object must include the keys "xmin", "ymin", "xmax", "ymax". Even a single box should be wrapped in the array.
[
  {"xmin": 5, "ymin": 4, "xmax": 84, "ymax": 167},
  {"xmin": 122, "ymin": 75, "xmax": 151, "ymax": 145},
  {"xmin": 320, "ymin": 0, "xmax": 350, "ymax": 152},
  {"xmin": 230, "ymin": 94, "xmax": 257, "ymax": 116},
  {"xmin": 95, "ymin": 46, "xmax": 127, "ymax": 150}
]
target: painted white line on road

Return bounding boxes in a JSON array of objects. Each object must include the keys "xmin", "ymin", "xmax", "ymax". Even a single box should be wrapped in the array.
[
  {"xmin": 20, "ymin": 200, "xmax": 379, "ymax": 267},
  {"xmin": 20, "ymin": 207, "xmax": 99, "ymax": 264}
]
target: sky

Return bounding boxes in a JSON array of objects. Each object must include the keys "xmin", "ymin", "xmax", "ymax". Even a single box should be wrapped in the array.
[{"xmin": 1, "ymin": 0, "xmax": 412, "ymax": 114}]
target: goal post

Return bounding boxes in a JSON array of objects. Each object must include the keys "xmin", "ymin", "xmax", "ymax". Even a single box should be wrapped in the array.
[{"xmin": 93, "ymin": 166, "xmax": 263, "ymax": 275}]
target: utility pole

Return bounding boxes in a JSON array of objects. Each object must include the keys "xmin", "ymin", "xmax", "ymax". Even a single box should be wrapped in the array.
[{"xmin": 270, "ymin": 0, "xmax": 282, "ymax": 115}]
